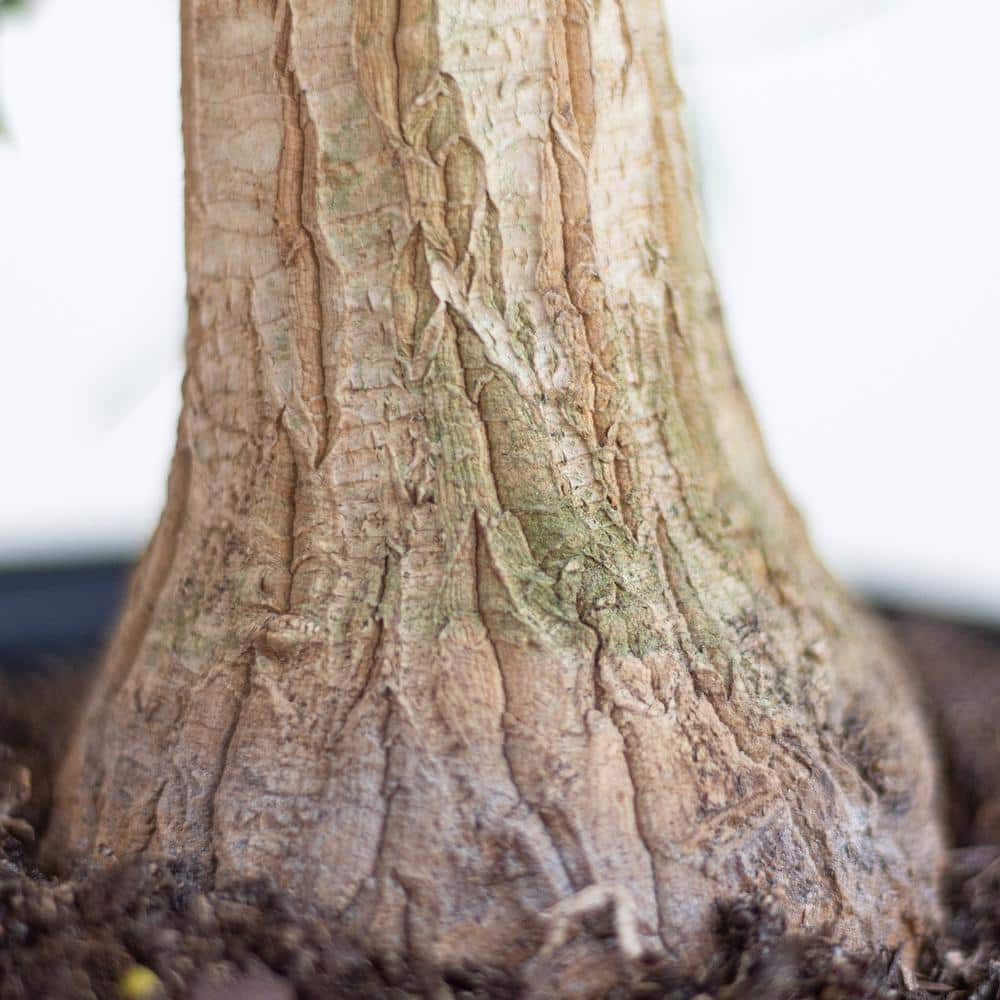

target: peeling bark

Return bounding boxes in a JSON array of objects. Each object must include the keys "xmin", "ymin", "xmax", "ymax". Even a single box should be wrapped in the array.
[{"xmin": 46, "ymin": 0, "xmax": 943, "ymax": 981}]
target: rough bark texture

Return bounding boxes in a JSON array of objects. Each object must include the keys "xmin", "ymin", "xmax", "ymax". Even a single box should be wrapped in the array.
[{"xmin": 47, "ymin": 0, "xmax": 943, "ymax": 981}]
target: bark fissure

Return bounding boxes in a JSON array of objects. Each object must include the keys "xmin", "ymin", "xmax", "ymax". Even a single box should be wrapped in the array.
[
  {"xmin": 613, "ymin": 717, "xmax": 665, "ymax": 945},
  {"xmin": 546, "ymin": 0, "xmax": 638, "ymax": 533},
  {"xmin": 273, "ymin": 0, "xmax": 332, "ymax": 469},
  {"xmin": 208, "ymin": 649, "xmax": 253, "ymax": 880}
]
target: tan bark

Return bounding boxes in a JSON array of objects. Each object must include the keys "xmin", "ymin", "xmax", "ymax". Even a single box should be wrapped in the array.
[{"xmin": 47, "ymin": 0, "xmax": 943, "ymax": 983}]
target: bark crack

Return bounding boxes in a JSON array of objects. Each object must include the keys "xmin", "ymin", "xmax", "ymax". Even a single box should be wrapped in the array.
[
  {"xmin": 473, "ymin": 511, "xmax": 580, "ymax": 899},
  {"xmin": 208, "ymin": 650, "xmax": 253, "ymax": 882},
  {"xmin": 273, "ymin": 0, "xmax": 341, "ymax": 470}
]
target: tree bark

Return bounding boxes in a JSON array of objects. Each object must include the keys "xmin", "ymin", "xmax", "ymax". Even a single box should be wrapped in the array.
[{"xmin": 47, "ymin": 0, "xmax": 942, "ymax": 981}]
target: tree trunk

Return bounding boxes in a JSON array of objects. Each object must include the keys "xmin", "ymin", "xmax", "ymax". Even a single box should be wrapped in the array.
[{"xmin": 46, "ymin": 0, "xmax": 942, "ymax": 983}]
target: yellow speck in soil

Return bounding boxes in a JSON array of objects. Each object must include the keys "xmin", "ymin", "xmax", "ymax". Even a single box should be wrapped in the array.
[{"xmin": 119, "ymin": 965, "xmax": 163, "ymax": 999}]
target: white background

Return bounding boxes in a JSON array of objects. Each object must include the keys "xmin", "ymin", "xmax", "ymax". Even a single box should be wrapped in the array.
[{"xmin": 1, "ymin": 0, "xmax": 997, "ymax": 620}]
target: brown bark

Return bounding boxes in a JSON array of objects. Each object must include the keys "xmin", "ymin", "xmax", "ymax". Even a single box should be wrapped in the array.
[{"xmin": 46, "ymin": 0, "xmax": 943, "ymax": 983}]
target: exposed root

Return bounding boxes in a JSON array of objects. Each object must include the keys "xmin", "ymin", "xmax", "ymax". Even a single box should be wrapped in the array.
[{"xmin": 537, "ymin": 882, "xmax": 662, "ymax": 964}]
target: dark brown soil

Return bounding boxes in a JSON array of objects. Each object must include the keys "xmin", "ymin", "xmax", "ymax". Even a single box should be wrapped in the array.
[{"xmin": 2, "ymin": 610, "xmax": 999, "ymax": 999}]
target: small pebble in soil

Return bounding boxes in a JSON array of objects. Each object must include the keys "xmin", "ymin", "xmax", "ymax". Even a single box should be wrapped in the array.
[{"xmin": 118, "ymin": 965, "xmax": 164, "ymax": 999}]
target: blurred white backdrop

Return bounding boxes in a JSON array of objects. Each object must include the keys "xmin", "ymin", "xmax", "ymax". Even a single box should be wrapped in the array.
[
  {"xmin": 1, "ymin": 0, "xmax": 997, "ymax": 619},
  {"xmin": 0, "ymin": 0, "xmax": 184, "ymax": 560}
]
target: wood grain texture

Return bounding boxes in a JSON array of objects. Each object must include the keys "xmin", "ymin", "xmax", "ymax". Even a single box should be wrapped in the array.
[{"xmin": 46, "ymin": 0, "xmax": 944, "ymax": 981}]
